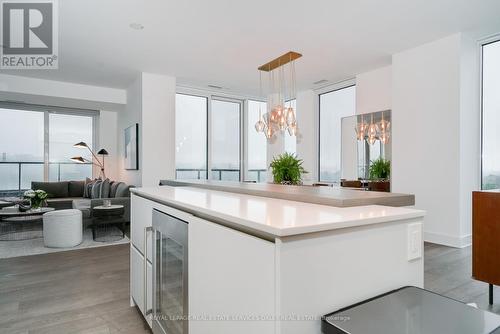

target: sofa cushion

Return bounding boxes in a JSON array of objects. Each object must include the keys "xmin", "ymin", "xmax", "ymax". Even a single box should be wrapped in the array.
[
  {"xmin": 31, "ymin": 181, "xmax": 69, "ymax": 198},
  {"xmin": 68, "ymin": 180, "xmax": 85, "ymax": 197},
  {"xmin": 100, "ymin": 178, "xmax": 111, "ymax": 198},
  {"xmin": 47, "ymin": 197, "xmax": 82, "ymax": 210},
  {"xmin": 114, "ymin": 182, "xmax": 131, "ymax": 198}
]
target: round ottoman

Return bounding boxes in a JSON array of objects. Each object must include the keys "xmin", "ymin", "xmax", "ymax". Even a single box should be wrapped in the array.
[{"xmin": 43, "ymin": 209, "xmax": 83, "ymax": 248}]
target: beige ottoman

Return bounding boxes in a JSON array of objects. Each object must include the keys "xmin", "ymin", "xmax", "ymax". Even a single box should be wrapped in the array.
[{"xmin": 43, "ymin": 209, "xmax": 83, "ymax": 248}]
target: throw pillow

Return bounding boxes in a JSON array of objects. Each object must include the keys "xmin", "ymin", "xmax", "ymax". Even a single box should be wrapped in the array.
[
  {"xmin": 109, "ymin": 181, "xmax": 119, "ymax": 198},
  {"xmin": 91, "ymin": 180, "xmax": 103, "ymax": 199},
  {"xmin": 86, "ymin": 183, "xmax": 93, "ymax": 198},
  {"xmin": 83, "ymin": 178, "xmax": 95, "ymax": 198},
  {"xmin": 100, "ymin": 178, "xmax": 111, "ymax": 198}
]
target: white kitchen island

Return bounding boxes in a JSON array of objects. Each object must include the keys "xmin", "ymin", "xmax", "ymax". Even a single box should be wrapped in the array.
[{"xmin": 130, "ymin": 185, "xmax": 425, "ymax": 334}]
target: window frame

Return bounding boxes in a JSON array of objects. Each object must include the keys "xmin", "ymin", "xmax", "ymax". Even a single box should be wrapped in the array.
[
  {"xmin": 317, "ymin": 82, "xmax": 356, "ymax": 183},
  {"xmin": 176, "ymin": 87, "xmax": 251, "ymax": 181},
  {"xmin": 175, "ymin": 92, "xmax": 209, "ymax": 180},
  {"xmin": 210, "ymin": 96, "xmax": 244, "ymax": 181},
  {"xmin": 480, "ymin": 35, "xmax": 500, "ymax": 189},
  {"xmin": 245, "ymin": 99, "xmax": 267, "ymax": 182},
  {"xmin": 0, "ymin": 102, "xmax": 99, "ymax": 188}
]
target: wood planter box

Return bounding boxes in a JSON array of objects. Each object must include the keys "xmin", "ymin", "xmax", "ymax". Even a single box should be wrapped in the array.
[{"xmin": 368, "ymin": 180, "xmax": 391, "ymax": 192}]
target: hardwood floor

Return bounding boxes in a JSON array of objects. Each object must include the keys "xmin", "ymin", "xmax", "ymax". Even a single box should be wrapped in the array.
[
  {"xmin": 0, "ymin": 244, "xmax": 151, "ymax": 334},
  {"xmin": 0, "ymin": 242, "xmax": 499, "ymax": 333},
  {"xmin": 424, "ymin": 242, "xmax": 500, "ymax": 314}
]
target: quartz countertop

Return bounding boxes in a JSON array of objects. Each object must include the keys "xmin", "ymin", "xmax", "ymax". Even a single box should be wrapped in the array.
[
  {"xmin": 160, "ymin": 179, "xmax": 415, "ymax": 207},
  {"xmin": 132, "ymin": 186, "xmax": 424, "ymax": 238}
]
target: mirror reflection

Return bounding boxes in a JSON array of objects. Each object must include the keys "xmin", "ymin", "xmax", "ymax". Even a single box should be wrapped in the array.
[{"xmin": 341, "ymin": 110, "xmax": 392, "ymax": 191}]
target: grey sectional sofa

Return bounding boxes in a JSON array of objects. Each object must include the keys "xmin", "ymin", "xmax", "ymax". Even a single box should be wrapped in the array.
[{"xmin": 31, "ymin": 180, "xmax": 132, "ymax": 226}]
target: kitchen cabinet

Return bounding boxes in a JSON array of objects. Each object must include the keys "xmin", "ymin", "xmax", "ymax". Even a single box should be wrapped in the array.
[{"xmin": 130, "ymin": 187, "xmax": 425, "ymax": 334}]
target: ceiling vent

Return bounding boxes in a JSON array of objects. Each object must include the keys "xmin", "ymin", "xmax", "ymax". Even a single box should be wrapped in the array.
[
  {"xmin": 207, "ymin": 84, "xmax": 223, "ymax": 90},
  {"xmin": 313, "ymin": 79, "xmax": 329, "ymax": 85},
  {"xmin": 129, "ymin": 23, "xmax": 144, "ymax": 30}
]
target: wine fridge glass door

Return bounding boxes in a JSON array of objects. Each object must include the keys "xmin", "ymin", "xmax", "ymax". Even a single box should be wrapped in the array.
[{"xmin": 152, "ymin": 209, "xmax": 188, "ymax": 334}]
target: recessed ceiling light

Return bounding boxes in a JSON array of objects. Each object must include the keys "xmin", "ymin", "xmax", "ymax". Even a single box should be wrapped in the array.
[{"xmin": 129, "ymin": 23, "xmax": 144, "ymax": 30}]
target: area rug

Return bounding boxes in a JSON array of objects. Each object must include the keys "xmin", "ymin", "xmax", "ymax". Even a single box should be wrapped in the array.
[{"xmin": 0, "ymin": 228, "xmax": 129, "ymax": 259}]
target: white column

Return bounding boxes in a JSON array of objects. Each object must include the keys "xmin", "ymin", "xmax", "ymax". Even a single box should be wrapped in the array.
[
  {"xmin": 141, "ymin": 73, "xmax": 176, "ymax": 187},
  {"xmin": 392, "ymin": 34, "xmax": 465, "ymax": 247},
  {"xmin": 118, "ymin": 76, "xmax": 142, "ymax": 186}
]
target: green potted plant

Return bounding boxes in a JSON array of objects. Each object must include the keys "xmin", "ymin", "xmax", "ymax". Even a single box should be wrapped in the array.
[
  {"xmin": 269, "ymin": 152, "xmax": 308, "ymax": 185},
  {"xmin": 368, "ymin": 158, "xmax": 391, "ymax": 192}
]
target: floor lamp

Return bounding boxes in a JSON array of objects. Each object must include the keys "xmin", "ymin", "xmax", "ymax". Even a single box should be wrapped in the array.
[{"xmin": 70, "ymin": 142, "xmax": 108, "ymax": 179}]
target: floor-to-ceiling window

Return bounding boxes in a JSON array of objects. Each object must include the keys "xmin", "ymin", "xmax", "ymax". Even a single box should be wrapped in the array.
[
  {"xmin": 175, "ymin": 92, "xmax": 298, "ymax": 183},
  {"xmin": 175, "ymin": 93, "xmax": 243, "ymax": 181},
  {"xmin": 0, "ymin": 108, "xmax": 44, "ymax": 193},
  {"xmin": 319, "ymin": 85, "xmax": 356, "ymax": 183},
  {"xmin": 482, "ymin": 39, "xmax": 500, "ymax": 189},
  {"xmin": 211, "ymin": 99, "xmax": 242, "ymax": 181},
  {"xmin": 49, "ymin": 113, "xmax": 94, "ymax": 181},
  {"xmin": 246, "ymin": 100, "xmax": 267, "ymax": 182},
  {"xmin": 175, "ymin": 94, "xmax": 208, "ymax": 180},
  {"xmin": 0, "ymin": 104, "xmax": 96, "ymax": 196}
]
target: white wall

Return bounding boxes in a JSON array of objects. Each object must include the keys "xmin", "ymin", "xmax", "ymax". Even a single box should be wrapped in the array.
[
  {"xmin": 117, "ymin": 72, "xmax": 176, "ymax": 187},
  {"xmin": 355, "ymin": 65, "xmax": 392, "ymax": 115},
  {"xmin": 458, "ymin": 32, "xmax": 481, "ymax": 241},
  {"xmin": 0, "ymin": 73, "xmax": 125, "ymax": 111},
  {"xmin": 141, "ymin": 73, "xmax": 176, "ymax": 187},
  {"xmin": 392, "ymin": 33, "xmax": 476, "ymax": 247},
  {"xmin": 118, "ymin": 75, "xmax": 142, "ymax": 186}
]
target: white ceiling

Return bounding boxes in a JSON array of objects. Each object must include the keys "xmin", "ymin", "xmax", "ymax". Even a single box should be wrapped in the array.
[{"xmin": 2, "ymin": 0, "xmax": 500, "ymax": 95}]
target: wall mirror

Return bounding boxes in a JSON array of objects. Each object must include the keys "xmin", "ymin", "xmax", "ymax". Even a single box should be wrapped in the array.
[{"xmin": 341, "ymin": 110, "xmax": 392, "ymax": 186}]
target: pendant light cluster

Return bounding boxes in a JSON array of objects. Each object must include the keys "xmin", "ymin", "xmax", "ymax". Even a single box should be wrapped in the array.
[
  {"xmin": 255, "ymin": 51, "xmax": 301, "ymax": 139},
  {"xmin": 355, "ymin": 110, "xmax": 391, "ymax": 145}
]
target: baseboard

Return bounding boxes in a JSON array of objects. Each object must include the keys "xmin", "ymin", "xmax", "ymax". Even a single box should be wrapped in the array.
[{"xmin": 424, "ymin": 231, "xmax": 472, "ymax": 248}]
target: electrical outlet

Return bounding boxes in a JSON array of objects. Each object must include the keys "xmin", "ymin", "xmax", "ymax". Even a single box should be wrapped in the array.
[{"xmin": 407, "ymin": 223, "xmax": 422, "ymax": 261}]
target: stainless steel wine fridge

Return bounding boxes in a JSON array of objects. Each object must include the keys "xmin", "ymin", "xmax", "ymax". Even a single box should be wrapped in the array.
[{"xmin": 152, "ymin": 209, "xmax": 189, "ymax": 334}]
